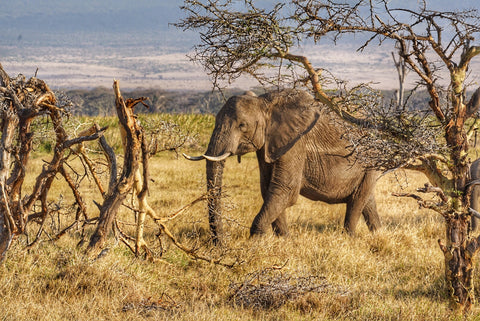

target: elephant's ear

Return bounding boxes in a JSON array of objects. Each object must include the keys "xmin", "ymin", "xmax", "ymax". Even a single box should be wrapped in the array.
[{"xmin": 264, "ymin": 91, "xmax": 320, "ymax": 163}]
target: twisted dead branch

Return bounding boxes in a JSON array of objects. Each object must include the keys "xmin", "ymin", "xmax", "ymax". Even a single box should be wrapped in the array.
[
  {"xmin": 0, "ymin": 63, "xmax": 107, "ymax": 260},
  {"xmin": 87, "ymin": 80, "xmax": 145, "ymax": 251}
]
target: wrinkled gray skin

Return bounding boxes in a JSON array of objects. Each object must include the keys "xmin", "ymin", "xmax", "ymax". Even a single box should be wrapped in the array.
[
  {"xmin": 470, "ymin": 158, "xmax": 480, "ymax": 230},
  {"xmin": 198, "ymin": 89, "xmax": 381, "ymax": 238}
]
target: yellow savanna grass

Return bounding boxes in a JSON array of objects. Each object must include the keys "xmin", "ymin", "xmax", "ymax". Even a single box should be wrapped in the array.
[{"xmin": 0, "ymin": 114, "xmax": 478, "ymax": 320}]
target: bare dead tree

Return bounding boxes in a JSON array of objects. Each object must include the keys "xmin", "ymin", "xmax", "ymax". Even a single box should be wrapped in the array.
[
  {"xmin": 391, "ymin": 42, "xmax": 408, "ymax": 108},
  {"xmin": 0, "ymin": 63, "xmax": 106, "ymax": 261},
  {"xmin": 87, "ymin": 81, "xmax": 146, "ymax": 251},
  {"xmin": 178, "ymin": 0, "xmax": 480, "ymax": 313}
]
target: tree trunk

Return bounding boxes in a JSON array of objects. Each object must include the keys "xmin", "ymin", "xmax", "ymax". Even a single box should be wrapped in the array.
[
  {"xmin": 439, "ymin": 213, "xmax": 477, "ymax": 313},
  {"xmin": 7, "ymin": 115, "xmax": 34, "ymax": 233},
  {"xmin": 88, "ymin": 180, "xmax": 132, "ymax": 250},
  {"xmin": 88, "ymin": 80, "xmax": 143, "ymax": 251},
  {"xmin": 441, "ymin": 75, "xmax": 475, "ymax": 313},
  {"xmin": 0, "ymin": 102, "xmax": 19, "ymax": 261}
]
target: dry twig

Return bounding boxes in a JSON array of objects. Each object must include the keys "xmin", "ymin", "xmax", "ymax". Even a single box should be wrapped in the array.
[{"xmin": 229, "ymin": 267, "xmax": 349, "ymax": 309}]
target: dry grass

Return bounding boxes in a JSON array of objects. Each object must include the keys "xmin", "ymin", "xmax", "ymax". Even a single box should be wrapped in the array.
[{"xmin": 1, "ymin": 116, "xmax": 479, "ymax": 320}]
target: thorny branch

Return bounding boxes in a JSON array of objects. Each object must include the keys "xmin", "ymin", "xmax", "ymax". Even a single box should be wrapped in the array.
[
  {"xmin": 115, "ymin": 191, "xmax": 240, "ymax": 267},
  {"xmin": 177, "ymin": 0, "xmax": 480, "ymax": 177}
]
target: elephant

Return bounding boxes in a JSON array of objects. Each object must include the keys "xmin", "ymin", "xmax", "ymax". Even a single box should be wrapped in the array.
[{"xmin": 184, "ymin": 89, "xmax": 381, "ymax": 242}]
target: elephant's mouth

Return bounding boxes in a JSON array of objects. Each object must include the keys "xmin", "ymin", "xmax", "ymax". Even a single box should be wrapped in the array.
[{"xmin": 183, "ymin": 152, "xmax": 231, "ymax": 162}]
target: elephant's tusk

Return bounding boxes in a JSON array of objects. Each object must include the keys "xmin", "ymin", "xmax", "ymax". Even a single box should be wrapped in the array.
[
  {"xmin": 203, "ymin": 152, "xmax": 231, "ymax": 162},
  {"xmin": 182, "ymin": 153, "xmax": 205, "ymax": 161}
]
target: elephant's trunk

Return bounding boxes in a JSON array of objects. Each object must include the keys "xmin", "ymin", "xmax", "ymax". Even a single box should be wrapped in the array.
[
  {"xmin": 203, "ymin": 125, "xmax": 233, "ymax": 244},
  {"xmin": 206, "ymin": 159, "xmax": 225, "ymax": 245}
]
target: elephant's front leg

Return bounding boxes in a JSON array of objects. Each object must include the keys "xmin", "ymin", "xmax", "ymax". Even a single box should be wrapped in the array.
[
  {"xmin": 256, "ymin": 152, "xmax": 289, "ymax": 235},
  {"xmin": 250, "ymin": 199, "xmax": 292, "ymax": 236},
  {"xmin": 250, "ymin": 156, "xmax": 303, "ymax": 236}
]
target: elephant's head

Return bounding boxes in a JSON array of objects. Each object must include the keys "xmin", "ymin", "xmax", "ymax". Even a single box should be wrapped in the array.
[
  {"xmin": 184, "ymin": 89, "xmax": 320, "ymax": 243},
  {"xmin": 205, "ymin": 91, "xmax": 267, "ymax": 161},
  {"xmin": 185, "ymin": 89, "xmax": 320, "ymax": 162}
]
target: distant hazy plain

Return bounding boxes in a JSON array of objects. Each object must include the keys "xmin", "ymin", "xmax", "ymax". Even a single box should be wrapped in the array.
[
  {"xmin": 1, "ymin": 0, "xmax": 479, "ymax": 92},
  {"xmin": 0, "ymin": 41, "xmax": 425, "ymax": 91},
  {"xmin": 4, "ymin": 36, "xmax": 480, "ymax": 92}
]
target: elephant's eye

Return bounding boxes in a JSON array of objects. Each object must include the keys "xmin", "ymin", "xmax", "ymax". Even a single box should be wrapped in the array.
[{"xmin": 239, "ymin": 122, "xmax": 248, "ymax": 132}]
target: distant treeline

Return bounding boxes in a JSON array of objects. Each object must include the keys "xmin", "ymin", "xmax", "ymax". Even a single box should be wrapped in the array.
[
  {"xmin": 62, "ymin": 87, "xmax": 248, "ymax": 116},
  {"xmin": 61, "ymin": 86, "xmax": 439, "ymax": 116}
]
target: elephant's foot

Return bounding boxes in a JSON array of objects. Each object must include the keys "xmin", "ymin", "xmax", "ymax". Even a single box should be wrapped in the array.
[
  {"xmin": 273, "ymin": 228, "xmax": 289, "ymax": 237},
  {"xmin": 363, "ymin": 207, "xmax": 381, "ymax": 232},
  {"xmin": 249, "ymin": 214, "xmax": 272, "ymax": 237},
  {"xmin": 250, "ymin": 225, "xmax": 289, "ymax": 237},
  {"xmin": 342, "ymin": 224, "xmax": 357, "ymax": 236},
  {"xmin": 272, "ymin": 214, "xmax": 289, "ymax": 236},
  {"xmin": 249, "ymin": 225, "xmax": 268, "ymax": 237},
  {"xmin": 366, "ymin": 221, "xmax": 380, "ymax": 233}
]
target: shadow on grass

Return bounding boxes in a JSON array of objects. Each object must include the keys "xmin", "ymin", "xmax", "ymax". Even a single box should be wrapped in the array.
[
  {"xmin": 293, "ymin": 219, "xmax": 344, "ymax": 235},
  {"xmin": 391, "ymin": 276, "xmax": 447, "ymax": 302}
]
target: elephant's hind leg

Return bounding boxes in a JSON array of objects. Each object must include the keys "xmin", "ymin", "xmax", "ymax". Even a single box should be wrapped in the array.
[
  {"xmin": 344, "ymin": 171, "xmax": 378, "ymax": 234},
  {"xmin": 362, "ymin": 196, "xmax": 381, "ymax": 232},
  {"xmin": 344, "ymin": 201, "xmax": 362, "ymax": 234}
]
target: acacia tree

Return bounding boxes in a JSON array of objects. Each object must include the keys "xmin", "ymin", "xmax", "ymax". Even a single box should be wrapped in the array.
[{"xmin": 177, "ymin": 0, "xmax": 480, "ymax": 313}]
